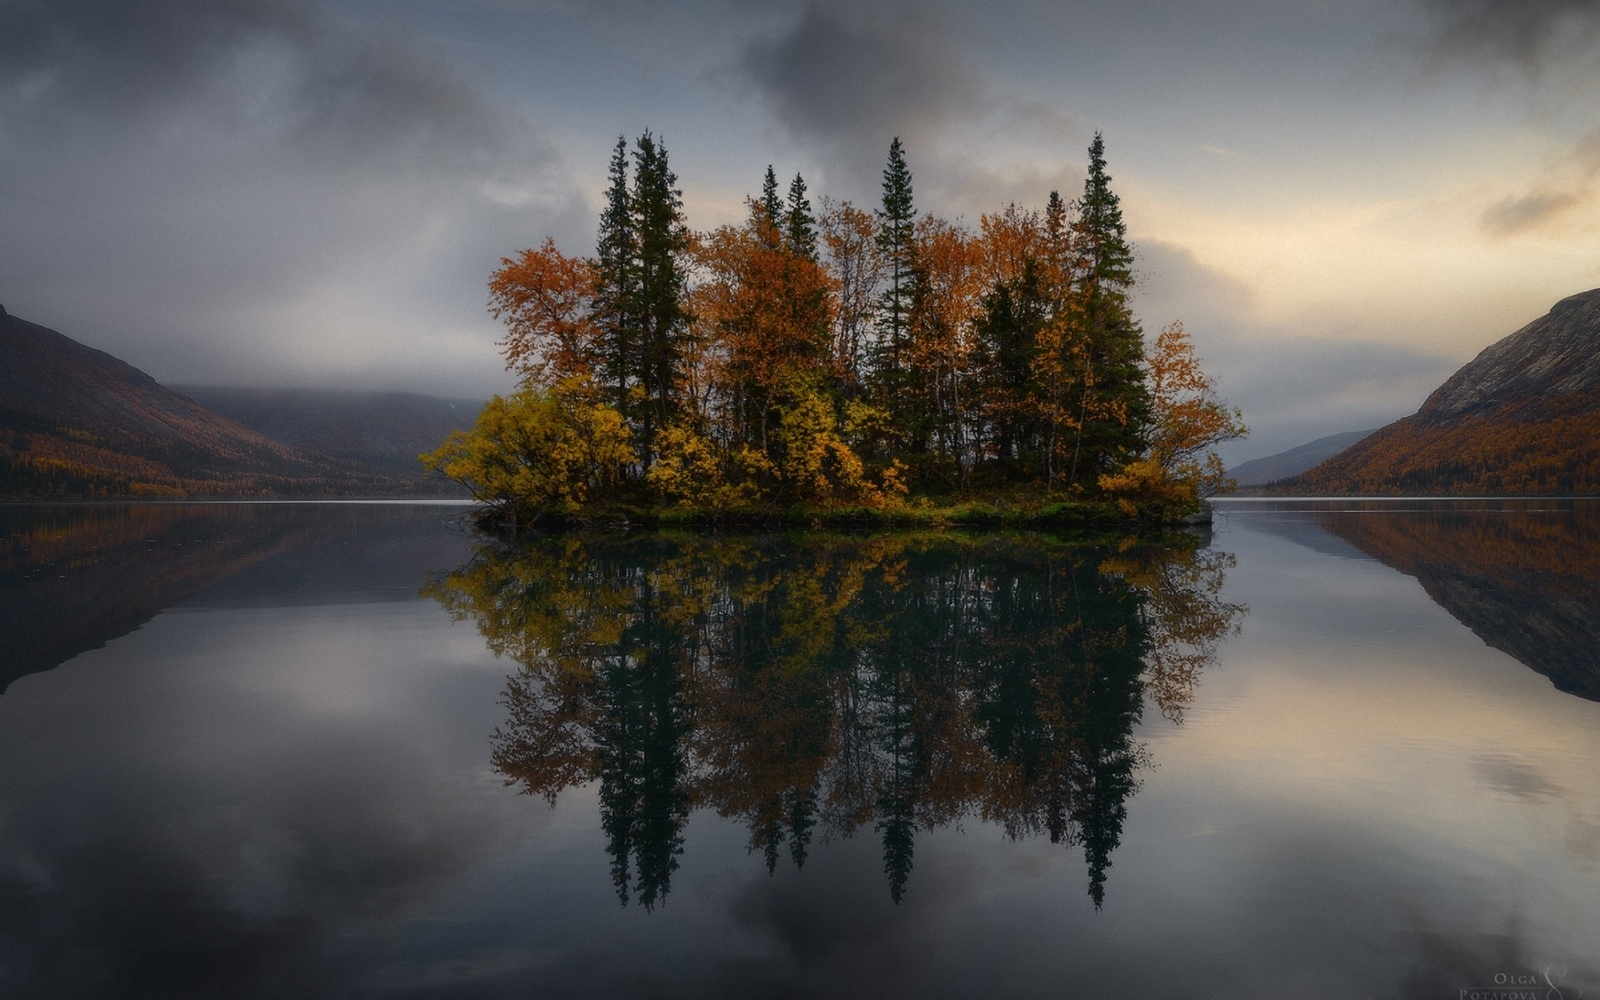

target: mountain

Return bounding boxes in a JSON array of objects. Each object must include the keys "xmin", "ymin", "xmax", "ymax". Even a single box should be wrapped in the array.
[
  {"xmin": 174, "ymin": 387, "xmax": 482, "ymax": 478},
  {"xmin": 1284, "ymin": 289, "xmax": 1600, "ymax": 495},
  {"xmin": 0, "ymin": 307, "xmax": 446, "ymax": 497},
  {"xmin": 1227, "ymin": 429, "xmax": 1376, "ymax": 487}
]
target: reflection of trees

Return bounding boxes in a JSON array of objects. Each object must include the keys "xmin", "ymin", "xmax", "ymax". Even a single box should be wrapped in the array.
[{"xmin": 426, "ymin": 532, "xmax": 1243, "ymax": 909}]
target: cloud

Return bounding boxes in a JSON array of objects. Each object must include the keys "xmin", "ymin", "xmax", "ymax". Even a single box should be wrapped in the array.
[
  {"xmin": 1, "ymin": 0, "xmax": 502, "ymax": 145},
  {"xmin": 1415, "ymin": 0, "xmax": 1600, "ymax": 79},
  {"xmin": 736, "ymin": 0, "xmax": 979, "ymax": 161},
  {"xmin": 1133, "ymin": 240, "xmax": 1458, "ymax": 462},
  {"xmin": 1479, "ymin": 126, "xmax": 1600, "ymax": 237},
  {"xmin": 1481, "ymin": 187, "xmax": 1585, "ymax": 235},
  {"xmin": 0, "ymin": 0, "xmax": 587, "ymax": 396}
]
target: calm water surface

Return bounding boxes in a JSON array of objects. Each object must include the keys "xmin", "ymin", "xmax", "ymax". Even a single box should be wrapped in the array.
[{"xmin": 1, "ymin": 500, "xmax": 1598, "ymax": 998}]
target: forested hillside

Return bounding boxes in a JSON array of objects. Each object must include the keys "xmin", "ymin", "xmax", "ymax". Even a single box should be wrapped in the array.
[
  {"xmin": 0, "ymin": 308, "xmax": 453, "ymax": 498},
  {"xmin": 1285, "ymin": 289, "xmax": 1600, "ymax": 495}
]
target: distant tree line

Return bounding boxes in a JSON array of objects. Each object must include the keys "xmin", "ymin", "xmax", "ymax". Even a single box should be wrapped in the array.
[{"xmin": 425, "ymin": 132, "xmax": 1245, "ymax": 517}]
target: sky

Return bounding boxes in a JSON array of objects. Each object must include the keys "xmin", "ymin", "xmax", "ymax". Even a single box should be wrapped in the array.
[{"xmin": 3, "ymin": 0, "xmax": 1600, "ymax": 462}]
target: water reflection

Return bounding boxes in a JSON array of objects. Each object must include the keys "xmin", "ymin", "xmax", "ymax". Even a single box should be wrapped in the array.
[
  {"xmin": 426, "ymin": 532, "xmax": 1244, "ymax": 908},
  {"xmin": 1239, "ymin": 500, "xmax": 1600, "ymax": 702},
  {"xmin": 0, "ymin": 502, "xmax": 469, "ymax": 692}
]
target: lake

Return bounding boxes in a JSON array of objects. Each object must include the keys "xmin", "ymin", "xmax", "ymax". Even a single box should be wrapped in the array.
[{"xmin": 1, "ymin": 499, "xmax": 1597, "ymax": 999}]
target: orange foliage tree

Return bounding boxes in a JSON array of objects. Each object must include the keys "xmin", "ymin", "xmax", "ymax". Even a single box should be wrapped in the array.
[{"xmin": 1099, "ymin": 321, "xmax": 1247, "ymax": 512}]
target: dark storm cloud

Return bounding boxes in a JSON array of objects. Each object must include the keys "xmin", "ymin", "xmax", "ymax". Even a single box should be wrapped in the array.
[
  {"xmin": 0, "ymin": 0, "xmax": 584, "ymax": 395},
  {"xmin": 0, "ymin": 0, "xmax": 511, "ymax": 159},
  {"xmin": 1419, "ymin": 0, "xmax": 1600, "ymax": 71},
  {"xmin": 736, "ymin": 0, "xmax": 979, "ymax": 151}
]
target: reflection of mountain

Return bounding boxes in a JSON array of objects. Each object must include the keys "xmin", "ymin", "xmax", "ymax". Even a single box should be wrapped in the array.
[
  {"xmin": 1313, "ymin": 504, "xmax": 1600, "ymax": 701},
  {"xmin": 428, "ymin": 532, "xmax": 1243, "ymax": 908},
  {"xmin": 0, "ymin": 503, "xmax": 468, "ymax": 694}
]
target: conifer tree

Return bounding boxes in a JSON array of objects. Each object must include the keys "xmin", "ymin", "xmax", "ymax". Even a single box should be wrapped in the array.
[
  {"xmin": 1080, "ymin": 134, "xmax": 1134, "ymax": 290},
  {"xmin": 594, "ymin": 136, "xmax": 636, "ymax": 415},
  {"xmin": 1066, "ymin": 132, "xmax": 1148, "ymax": 488},
  {"xmin": 1043, "ymin": 189, "xmax": 1073, "ymax": 294},
  {"xmin": 974, "ymin": 259, "xmax": 1047, "ymax": 469},
  {"xmin": 785, "ymin": 173, "xmax": 818, "ymax": 261},
  {"xmin": 628, "ymin": 131, "xmax": 693, "ymax": 464},
  {"xmin": 759, "ymin": 165, "xmax": 784, "ymax": 247},
  {"xmin": 873, "ymin": 138, "xmax": 918, "ymax": 445}
]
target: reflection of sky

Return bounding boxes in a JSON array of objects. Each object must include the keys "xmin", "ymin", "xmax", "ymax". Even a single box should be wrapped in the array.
[{"xmin": 2, "ymin": 511, "xmax": 1599, "ymax": 997}]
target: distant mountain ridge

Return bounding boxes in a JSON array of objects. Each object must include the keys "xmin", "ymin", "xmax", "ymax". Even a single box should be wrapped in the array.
[
  {"xmin": 1227, "ymin": 429, "xmax": 1377, "ymax": 487},
  {"xmin": 0, "ymin": 307, "xmax": 470, "ymax": 498},
  {"xmin": 1282, "ymin": 289, "xmax": 1600, "ymax": 495},
  {"xmin": 174, "ymin": 386, "xmax": 482, "ymax": 477}
]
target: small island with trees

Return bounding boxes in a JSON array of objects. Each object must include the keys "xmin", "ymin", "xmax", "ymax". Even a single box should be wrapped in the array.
[{"xmin": 424, "ymin": 132, "xmax": 1245, "ymax": 527}]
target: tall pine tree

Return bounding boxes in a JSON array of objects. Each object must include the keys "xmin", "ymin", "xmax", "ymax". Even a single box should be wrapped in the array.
[
  {"xmin": 594, "ymin": 136, "xmax": 637, "ymax": 416},
  {"xmin": 973, "ymin": 259, "xmax": 1047, "ymax": 471},
  {"xmin": 873, "ymin": 138, "xmax": 918, "ymax": 446},
  {"xmin": 785, "ymin": 173, "xmax": 818, "ymax": 261},
  {"xmin": 1066, "ymin": 132, "xmax": 1148, "ymax": 489},
  {"xmin": 760, "ymin": 166, "xmax": 783, "ymax": 247},
  {"xmin": 628, "ymin": 131, "xmax": 693, "ymax": 465}
]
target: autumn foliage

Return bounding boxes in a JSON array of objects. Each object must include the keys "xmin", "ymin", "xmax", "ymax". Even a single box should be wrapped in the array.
[
  {"xmin": 1285, "ymin": 404, "xmax": 1600, "ymax": 496},
  {"xmin": 425, "ymin": 132, "xmax": 1245, "ymax": 519}
]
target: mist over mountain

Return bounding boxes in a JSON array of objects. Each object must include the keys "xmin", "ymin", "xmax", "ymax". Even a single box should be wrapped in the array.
[
  {"xmin": 173, "ymin": 387, "xmax": 482, "ymax": 478},
  {"xmin": 0, "ymin": 307, "xmax": 465, "ymax": 498},
  {"xmin": 1281, "ymin": 289, "xmax": 1600, "ymax": 495},
  {"xmin": 1227, "ymin": 429, "xmax": 1377, "ymax": 487}
]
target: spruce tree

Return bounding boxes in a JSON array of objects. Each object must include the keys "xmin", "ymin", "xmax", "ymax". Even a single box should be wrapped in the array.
[
  {"xmin": 1067, "ymin": 132, "xmax": 1148, "ymax": 488},
  {"xmin": 974, "ymin": 260, "xmax": 1046, "ymax": 471},
  {"xmin": 594, "ymin": 136, "xmax": 636, "ymax": 414},
  {"xmin": 628, "ymin": 131, "xmax": 693, "ymax": 464},
  {"xmin": 873, "ymin": 138, "xmax": 918, "ymax": 442},
  {"xmin": 1043, "ymin": 189, "xmax": 1071, "ymax": 295},
  {"xmin": 1079, "ymin": 134, "xmax": 1134, "ymax": 291},
  {"xmin": 785, "ymin": 172, "xmax": 818, "ymax": 261},
  {"xmin": 760, "ymin": 166, "xmax": 783, "ymax": 246}
]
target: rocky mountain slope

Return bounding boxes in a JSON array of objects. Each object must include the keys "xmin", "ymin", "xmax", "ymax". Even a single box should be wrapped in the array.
[{"xmin": 1285, "ymin": 289, "xmax": 1600, "ymax": 495}]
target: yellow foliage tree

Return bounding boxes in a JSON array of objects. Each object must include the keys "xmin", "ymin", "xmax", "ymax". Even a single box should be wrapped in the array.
[
  {"xmin": 421, "ymin": 379, "xmax": 633, "ymax": 513},
  {"xmin": 773, "ymin": 377, "xmax": 904, "ymax": 509}
]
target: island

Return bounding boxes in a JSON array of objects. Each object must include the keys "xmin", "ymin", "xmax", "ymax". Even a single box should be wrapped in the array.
[{"xmin": 424, "ymin": 133, "xmax": 1245, "ymax": 528}]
